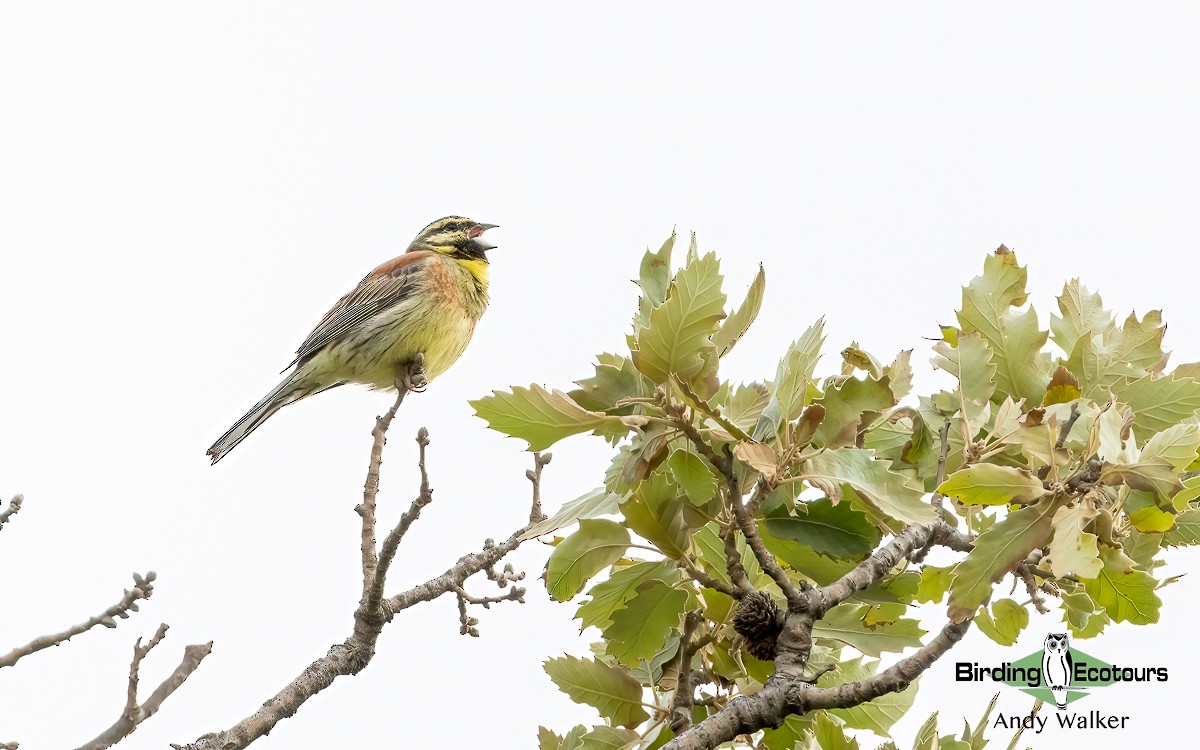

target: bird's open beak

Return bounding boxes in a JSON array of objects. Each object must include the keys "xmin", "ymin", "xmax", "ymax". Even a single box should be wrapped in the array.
[{"xmin": 469, "ymin": 222, "xmax": 499, "ymax": 250}]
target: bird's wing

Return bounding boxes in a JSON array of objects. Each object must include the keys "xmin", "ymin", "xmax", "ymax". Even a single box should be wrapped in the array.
[{"xmin": 287, "ymin": 251, "xmax": 431, "ymax": 368}]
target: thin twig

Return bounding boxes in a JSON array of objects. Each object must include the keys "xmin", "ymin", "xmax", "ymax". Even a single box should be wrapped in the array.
[
  {"xmin": 0, "ymin": 572, "xmax": 157, "ymax": 669},
  {"xmin": 76, "ymin": 624, "xmax": 212, "ymax": 750},
  {"xmin": 1056, "ymin": 403, "xmax": 1081, "ymax": 451},
  {"xmin": 679, "ymin": 556, "xmax": 741, "ymax": 599},
  {"xmin": 454, "ymin": 584, "xmax": 526, "ymax": 637},
  {"xmin": 365, "ymin": 426, "xmax": 433, "ymax": 616},
  {"xmin": 526, "ymin": 452, "xmax": 551, "ymax": 524},
  {"xmin": 356, "ymin": 361, "xmax": 421, "ymax": 604}
]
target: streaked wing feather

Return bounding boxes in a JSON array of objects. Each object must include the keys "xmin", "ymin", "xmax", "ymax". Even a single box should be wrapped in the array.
[{"xmin": 288, "ymin": 253, "xmax": 427, "ymax": 367}]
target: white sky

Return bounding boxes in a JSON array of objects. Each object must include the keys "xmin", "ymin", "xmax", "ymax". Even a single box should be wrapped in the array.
[{"xmin": 2, "ymin": 3, "xmax": 1199, "ymax": 749}]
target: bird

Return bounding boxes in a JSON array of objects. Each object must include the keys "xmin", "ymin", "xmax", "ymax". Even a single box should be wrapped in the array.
[
  {"xmin": 1042, "ymin": 632, "xmax": 1073, "ymax": 710},
  {"xmin": 206, "ymin": 215, "xmax": 498, "ymax": 464}
]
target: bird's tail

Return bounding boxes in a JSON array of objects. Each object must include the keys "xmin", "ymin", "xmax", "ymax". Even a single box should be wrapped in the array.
[{"xmin": 207, "ymin": 373, "xmax": 325, "ymax": 464}]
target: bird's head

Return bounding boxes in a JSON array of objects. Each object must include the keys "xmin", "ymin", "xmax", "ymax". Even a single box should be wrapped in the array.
[{"xmin": 408, "ymin": 216, "xmax": 499, "ymax": 261}]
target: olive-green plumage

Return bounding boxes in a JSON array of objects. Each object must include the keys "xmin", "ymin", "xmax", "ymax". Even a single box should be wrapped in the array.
[{"xmin": 207, "ymin": 216, "xmax": 497, "ymax": 464}]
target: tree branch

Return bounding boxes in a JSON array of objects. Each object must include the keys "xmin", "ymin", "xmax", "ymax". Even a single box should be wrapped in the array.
[
  {"xmin": 0, "ymin": 494, "xmax": 22, "ymax": 531},
  {"xmin": 669, "ymin": 609, "xmax": 705, "ymax": 734},
  {"xmin": 670, "ymin": 407, "xmax": 797, "ymax": 603},
  {"xmin": 0, "ymin": 572, "xmax": 157, "ymax": 669},
  {"xmin": 178, "ymin": 359, "xmax": 541, "ymax": 750},
  {"xmin": 679, "ymin": 556, "xmax": 741, "ymax": 599},
  {"xmin": 662, "ymin": 619, "xmax": 973, "ymax": 750},
  {"xmin": 76, "ymin": 623, "xmax": 212, "ymax": 750}
]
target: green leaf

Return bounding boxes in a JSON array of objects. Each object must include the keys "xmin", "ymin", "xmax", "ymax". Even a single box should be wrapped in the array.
[
  {"xmin": 1139, "ymin": 423, "xmax": 1200, "ymax": 471},
  {"xmin": 726, "ymin": 382, "xmax": 772, "ymax": 433},
  {"xmin": 1063, "ymin": 306, "xmax": 1167, "ymax": 397},
  {"xmin": 811, "ymin": 711, "xmax": 861, "ymax": 750},
  {"xmin": 538, "ymin": 727, "xmax": 563, "ymax": 750},
  {"xmin": 576, "ymin": 560, "xmax": 681, "ymax": 630},
  {"xmin": 761, "ymin": 715, "xmax": 816, "ymax": 750},
  {"xmin": 667, "ymin": 449, "xmax": 718, "ymax": 505},
  {"xmin": 578, "ymin": 727, "xmax": 640, "ymax": 750},
  {"xmin": 545, "ymin": 520, "xmax": 631, "ymax": 602},
  {"xmin": 885, "ymin": 350, "xmax": 914, "ymax": 400},
  {"xmin": 766, "ymin": 318, "xmax": 827, "ymax": 425},
  {"xmin": 1046, "ymin": 504, "xmax": 1102, "ymax": 579},
  {"xmin": 1112, "ymin": 373, "xmax": 1200, "ymax": 437},
  {"xmin": 819, "ymin": 657, "xmax": 917, "ymax": 737},
  {"xmin": 569, "ymin": 353, "xmax": 652, "ymax": 414},
  {"xmin": 638, "ymin": 232, "xmax": 675, "ymax": 308},
  {"xmin": 1164, "ymin": 508, "xmax": 1200, "ymax": 546},
  {"xmin": 916, "ymin": 565, "xmax": 954, "ymax": 604},
  {"xmin": 931, "ymin": 333, "xmax": 997, "ymax": 437},
  {"xmin": 956, "ymin": 248, "xmax": 1051, "ymax": 405},
  {"xmin": 802, "ymin": 449, "xmax": 936, "ymax": 526},
  {"xmin": 521, "ymin": 487, "xmax": 621, "ymax": 541},
  {"xmin": 620, "ymin": 474, "xmax": 690, "ymax": 558},
  {"xmin": 603, "ymin": 580, "xmax": 689, "ymax": 667},
  {"xmin": 913, "ymin": 711, "xmax": 939, "ymax": 750},
  {"xmin": 764, "ymin": 498, "xmax": 880, "ymax": 560},
  {"xmin": 813, "ymin": 375, "xmax": 896, "ymax": 448},
  {"xmin": 631, "ymin": 251, "xmax": 727, "ymax": 391},
  {"xmin": 543, "ymin": 655, "xmax": 650, "ymax": 728},
  {"xmin": 471, "ymin": 384, "xmax": 626, "ymax": 451},
  {"xmin": 812, "ymin": 605, "xmax": 925, "ymax": 656},
  {"xmin": 1099, "ymin": 457, "xmax": 1183, "ymax": 505},
  {"xmin": 1082, "ymin": 546, "xmax": 1162, "ymax": 625},
  {"xmin": 947, "ymin": 497, "xmax": 1059, "ymax": 622},
  {"xmin": 1051, "ymin": 279, "xmax": 1113, "ymax": 356},
  {"xmin": 936, "ymin": 464, "xmax": 1047, "ymax": 506},
  {"xmin": 760, "ymin": 527, "xmax": 858, "ymax": 585},
  {"xmin": 974, "ymin": 598, "xmax": 1029, "ymax": 646},
  {"xmin": 713, "ymin": 263, "xmax": 765, "ymax": 358}
]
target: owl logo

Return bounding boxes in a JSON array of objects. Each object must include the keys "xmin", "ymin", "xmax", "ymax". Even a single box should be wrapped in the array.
[{"xmin": 1042, "ymin": 632, "xmax": 1073, "ymax": 709}]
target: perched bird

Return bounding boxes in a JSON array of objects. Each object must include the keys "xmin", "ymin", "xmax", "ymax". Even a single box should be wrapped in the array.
[{"xmin": 207, "ymin": 216, "xmax": 497, "ymax": 464}]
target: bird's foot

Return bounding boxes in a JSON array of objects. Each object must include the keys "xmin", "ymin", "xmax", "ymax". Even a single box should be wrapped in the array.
[{"xmin": 396, "ymin": 354, "xmax": 428, "ymax": 393}]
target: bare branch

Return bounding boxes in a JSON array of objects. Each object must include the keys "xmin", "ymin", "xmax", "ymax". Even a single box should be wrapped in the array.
[
  {"xmin": 669, "ymin": 609, "xmax": 705, "ymax": 734},
  {"xmin": 679, "ymin": 556, "xmax": 741, "ymax": 599},
  {"xmin": 669, "ymin": 406, "xmax": 796, "ymax": 603},
  {"xmin": 0, "ymin": 572, "xmax": 156, "ymax": 669},
  {"xmin": 0, "ymin": 494, "xmax": 22, "ymax": 531},
  {"xmin": 526, "ymin": 452, "xmax": 551, "ymax": 524},
  {"xmin": 662, "ymin": 619, "xmax": 973, "ymax": 750},
  {"xmin": 365, "ymin": 426, "xmax": 433, "ymax": 615},
  {"xmin": 454, "ymin": 584, "xmax": 525, "ymax": 637},
  {"xmin": 356, "ymin": 361, "xmax": 421, "ymax": 604},
  {"xmin": 730, "ymin": 478, "xmax": 805, "ymax": 607},
  {"xmin": 178, "ymin": 358, "xmax": 541, "ymax": 750},
  {"xmin": 76, "ymin": 623, "xmax": 212, "ymax": 750},
  {"xmin": 798, "ymin": 619, "xmax": 973, "ymax": 710},
  {"xmin": 1056, "ymin": 402, "xmax": 1081, "ymax": 451}
]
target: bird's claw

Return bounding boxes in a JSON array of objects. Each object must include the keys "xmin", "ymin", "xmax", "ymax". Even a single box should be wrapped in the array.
[{"xmin": 397, "ymin": 355, "xmax": 428, "ymax": 393}]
